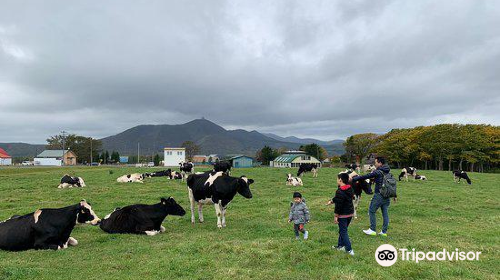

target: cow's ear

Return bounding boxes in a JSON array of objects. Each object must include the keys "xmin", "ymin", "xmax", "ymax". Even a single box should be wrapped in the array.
[{"xmin": 248, "ymin": 179, "xmax": 254, "ymax": 184}]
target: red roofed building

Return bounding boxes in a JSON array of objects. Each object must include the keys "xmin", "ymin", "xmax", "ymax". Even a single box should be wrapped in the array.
[{"xmin": 0, "ymin": 148, "xmax": 12, "ymax": 165}]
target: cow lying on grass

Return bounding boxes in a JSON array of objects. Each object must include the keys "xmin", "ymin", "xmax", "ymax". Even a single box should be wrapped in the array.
[
  {"xmin": 0, "ymin": 200, "xmax": 100, "ymax": 251},
  {"xmin": 117, "ymin": 173, "xmax": 144, "ymax": 183},
  {"xmin": 143, "ymin": 169, "xmax": 172, "ymax": 178},
  {"xmin": 286, "ymin": 173, "xmax": 303, "ymax": 186},
  {"xmin": 99, "ymin": 197, "xmax": 185, "ymax": 235},
  {"xmin": 187, "ymin": 171, "xmax": 254, "ymax": 228},
  {"xmin": 58, "ymin": 174, "xmax": 86, "ymax": 188}
]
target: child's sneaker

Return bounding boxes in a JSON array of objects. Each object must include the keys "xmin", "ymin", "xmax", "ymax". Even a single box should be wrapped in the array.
[
  {"xmin": 347, "ymin": 249, "xmax": 355, "ymax": 256},
  {"xmin": 378, "ymin": 231, "xmax": 387, "ymax": 237},
  {"xmin": 363, "ymin": 229, "xmax": 377, "ymax": 236},
  {"xmin": 303, "ymin": 231, "xmax": 309, "ymax": 240}
]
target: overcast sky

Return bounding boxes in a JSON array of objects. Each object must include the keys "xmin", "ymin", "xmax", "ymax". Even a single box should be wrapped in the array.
[{"xmin": 1, "ymin": 0, "xmax": 499, "ymax": 143}]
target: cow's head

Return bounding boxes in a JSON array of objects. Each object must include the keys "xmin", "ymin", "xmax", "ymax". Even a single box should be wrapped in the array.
[
  {"xmin": 237, "ymin": 176, "xmax": 254, "ymax": 199},
  {"xmin": 78, "ymin": 177, "xmax": 86, "ymax": 187},
  {"xmin": 77, "ymin": 200, "xmax": 101, "ymax": 225},
  {"xmin": 161, "ymin": 197, "xmax": 186, "ymax": 216}
]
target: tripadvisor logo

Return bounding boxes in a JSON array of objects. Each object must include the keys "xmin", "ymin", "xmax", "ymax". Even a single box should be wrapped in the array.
[{"xmin": 375, "ymin": 244, "xmax": 482, "ymax": 267}]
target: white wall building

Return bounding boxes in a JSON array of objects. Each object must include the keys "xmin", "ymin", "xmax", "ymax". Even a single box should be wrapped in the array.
[
  {"xmin": 0, "ymin": 148, "xmax": 12, "ymax": 165},
  {"xmin": 164, "ymin": 147, "xmax": 186, "ymax": 167}
]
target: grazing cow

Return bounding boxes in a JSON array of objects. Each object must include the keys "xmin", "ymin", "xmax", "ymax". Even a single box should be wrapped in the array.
[
  {"xmin": 117, "ymin": 173, "xmax": 144, "ymax": 183},
  {"xmin": 341, "ymin": 170, "xmax": 373, "ymax": 219},
  {"xmin": 415, "ymin": 175, "xmax": 427, "ymax": 180},
  {"xmin": 143, "ymin": 169, "xmax": 172, "ymax": 179},
  {"xmin": 345, "ymin": 164, "xmax": 361, "ymax": 173},
  {"xmin": 179, "ymin": 162, "xmax": 194, "ymax": 181},
  {"xmin": 99, "ymin": 197, "xmax": 186, "ymax": 235},
  {"xmin": 453, "ymin": 170, "xmax": 472, "ymax": 185},
  {"xmin": 213, "ymin": 161, "xmax": 232, "ymax": 175},
  {"xmin": 398, "ymin": 167, "xmax": 417, "ymax": 181},
  {"xmin": 286, "ymin": 173, "xmax": 303, "ymax": 187},
  {"xmin": 0, "ymin": 200, "xmax": 100, "ymax": 251},
  {"xmin": 58, "ymin": 175, "xmax": 86, "ymax": 188},
  {"xmin": 297, "ymin": 163, "xmax": 318, "ymax": 177},
  {"xmin": 187, "ymin": 171, "xmax": 254, "ymax": 228}
]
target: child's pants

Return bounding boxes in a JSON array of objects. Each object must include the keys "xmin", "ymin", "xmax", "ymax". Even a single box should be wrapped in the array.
[
  {"xmin": 338, "ymin": 217, "xmax": 352, "ymax": 251},
  {"xmin": 294, "ymin": 223, "xmax": 306, "ymax": 237}
]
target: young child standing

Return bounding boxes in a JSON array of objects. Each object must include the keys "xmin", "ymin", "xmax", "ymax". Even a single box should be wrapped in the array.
[
  {"xmin": 327, "ymin": 173, "xmax": 355, "ymax": 255},
  {"xmin": 288, "ymin": 192, "xmax": 310, "ymax": 240}
]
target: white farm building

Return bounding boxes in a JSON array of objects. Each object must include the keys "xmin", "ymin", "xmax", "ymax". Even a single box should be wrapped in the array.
[
  {"xmin": 164, "ymin": 147, "xmax": 186, "ymax": 167},
  {"xmin": 271, "ymin": 151, "xmax": 321, "ymax": 168}
]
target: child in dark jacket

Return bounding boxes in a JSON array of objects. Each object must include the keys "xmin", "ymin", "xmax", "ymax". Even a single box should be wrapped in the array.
[{"xmin": 327, "ymin": 172, "xmax": 355, "ymax": 255}]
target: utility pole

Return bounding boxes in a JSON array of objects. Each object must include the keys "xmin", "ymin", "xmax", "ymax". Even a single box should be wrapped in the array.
[
  {"xmin": 137, "ymin": 143, "xmax": 140, "ymax": 165},
  {"xmin": 61, "ymin": 131, "xmax": 67, "ymax": 166},
  {"xmin": 90, "ymin": 137, "xmax": 93, "ymax": 166}
]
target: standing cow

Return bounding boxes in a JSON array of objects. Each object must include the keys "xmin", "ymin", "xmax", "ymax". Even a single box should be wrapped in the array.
[
  {"xmin": 0, "ymin": 200, "xmax": 100, "ymax": 251},
  {"xmin": 398, "ymin": 167, "xmax": 417, "ymax": 181},
  {"xmin": 341, "ymin": 170, "xmax": 373, "ymax": 219},
  {"xmin": 187, "ymin": 171, "xmax": 254, "ymax": 228},
  {"xmin": 179, "ymin": 162, "xmax": 194, "ymax": 182},
  {"xmin": 58, "ymin": 174, "xmax": 86, "ymax": 188},
  {"xmin": 297, "ymin": 163, "xmax": 318, "ymax": 178},
  {"xmin": 99, "ymin": 197, "xmax": 186, "ymax": 235},
  {"xmin": 213, "ymin": 161, "xmax": 232, "ymax": 175},
  {"xmin": 453, "ymin": 170, "xmax": 472, "ymax": 185}
]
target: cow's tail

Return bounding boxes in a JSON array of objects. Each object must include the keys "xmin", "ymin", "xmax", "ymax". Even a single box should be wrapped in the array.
[{"xmin": 466, "ymin": 176, "xmax": 472, "ymax": 185}]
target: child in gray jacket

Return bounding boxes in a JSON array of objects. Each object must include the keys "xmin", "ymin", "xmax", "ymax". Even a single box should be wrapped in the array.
[{"xmin": 288, "ymin": 192, "xmax": 310, "ymax": 240}]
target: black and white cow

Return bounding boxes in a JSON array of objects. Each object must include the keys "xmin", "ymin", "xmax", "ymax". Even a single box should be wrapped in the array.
[
  {"xmin": 169, "ymin": 171, "xmax": 183, "ymax": 180},
  {"xmin": 117, "ymin": 173, "xmax": 144, "ymax": 183},
  {"xmin": 415, "ymin": 175, "xmax": 427, "ymax": 180},
  {"xmin": 58, "ymin": 174, "xmax": 86, "ymax": 188},
  {"xmin": 363, "ymin": 164, "xmax": 376, "ymax": 172},
  {"xmin": 341, "ymin": 170, "xmax": 373, "ymax": 219},
  {"xmin": 0, "ymin": 200, "xmax": 100, "ymax": 251},
  {"xmin": 297, "ymin": 163, "xmax": 318, "ymax": 178},
  {"xmin": 213, "ymin": 161, "xmax": 232, "ymax": 175},
  {"xmin": 179, "ymin": 162, "xmax": 194, "ymax": 181},
  {"xmin": 398, "ymin": 167, "xmax": 417, "ymax": 181},
  {"xmin": 99, "ymin": 197, "xmax": 186, "ymax": 235},
  {"xmin": 143, "ymin": 169, "xmax": 172, "ymax": 178},
  {"xmin": 286, "ymin": 173, "xmax": 303, "ymax": 186},
  {"xmin": 453, "ymin": 170, "xmax": 472, "ymax": 185},
  {"xmin": 187, "ymin": 171, "xmax": 253, "ymax": 228},
  {"xmin": 345, "ymin": 164, "xmax": 361, "ymax": 173}
]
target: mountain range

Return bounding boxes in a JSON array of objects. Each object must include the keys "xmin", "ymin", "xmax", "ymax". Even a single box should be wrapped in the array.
[{"xmin": 1, "ymin": 119, "xmax": 345, "ymax": 158}]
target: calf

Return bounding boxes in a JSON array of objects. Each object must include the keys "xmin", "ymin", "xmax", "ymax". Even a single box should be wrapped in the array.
[
  {"xmin": 341, "ymin": 170, "xmax": 373, "ymax": 219},
  {"xmin": 0, "ymin": 200, "xmax": 100, "ymax": 251},
  {"xmin": 453, "ymin": 170, "xmax": 472, "ymax": 185},
  {"xmin": 58, "ymin": 174, "xmax": 86, "ymax": 188},
  {"xmin": 187, "ymin": 171, "xmax": 254, "ymax": 228},
  {"xmin": 179, "ymin": 162, "xmax": 194, "ymax": 181},
  {"xmin": 286, "ymin": 173, "xmax": 303, "ymax": 186},
  {"xmin": 99, "ymin": 197, "xmax": 185, "ymax": 235},
  {"xmin": 117, "ymin": 173, "xmax": 144, "ymax": 183},
  {"xmin": 297, "ymin": 163, "xmax": 318, "ymax": 178},
  {"xmin": 213, "ymin": 161, "xmax": 232, "ymax": 175},
  {"xmin": 398, "ymin": 167, "xmax": 417, "ymax": 181}
]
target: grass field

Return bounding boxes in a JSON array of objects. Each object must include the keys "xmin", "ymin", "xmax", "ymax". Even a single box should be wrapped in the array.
[{"xmin": 0, "ymin": 166, "xmax": 498, "ymax": 280}]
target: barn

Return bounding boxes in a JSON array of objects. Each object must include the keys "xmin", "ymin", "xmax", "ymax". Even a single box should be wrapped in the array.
[
  {"xmin": 164, "ymin": 147, "xmax": 185, "ymax": 167},
  {"xmin": 34, "ymin": 150, "xmax": 77, "ymax": 166},
  {"xmin": 271, "ymin": 150, "xmax": 321, "ymax": 168},
  {"xmin": 0, "ymin": 148, "xmax": 12, "ymax": 165},
  {"xmin": 228, "ymin": 155, "xmax": 254, "ymax": 168}
]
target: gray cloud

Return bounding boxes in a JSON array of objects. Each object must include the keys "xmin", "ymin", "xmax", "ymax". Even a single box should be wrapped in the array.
[{"xmin": 1, "ymin": 0, "xmax": 499, "ymax": 143}]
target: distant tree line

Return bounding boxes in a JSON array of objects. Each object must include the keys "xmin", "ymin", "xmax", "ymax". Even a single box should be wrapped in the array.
[{"xmin": 343, "ymin": 124, "xmax": 500, "ymax": 172}]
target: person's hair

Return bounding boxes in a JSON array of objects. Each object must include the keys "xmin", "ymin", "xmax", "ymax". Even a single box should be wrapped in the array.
[
  {"xmin": 337, "ymin": 173, "xmax": 350, "ymax": 185},
  {"xmin": 375, "ymin": 156, "xmax": 386, "ymax": 165},
  {"xmin": 293, "ymin": 192, "xmax": 302, "ymax": 198}
]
